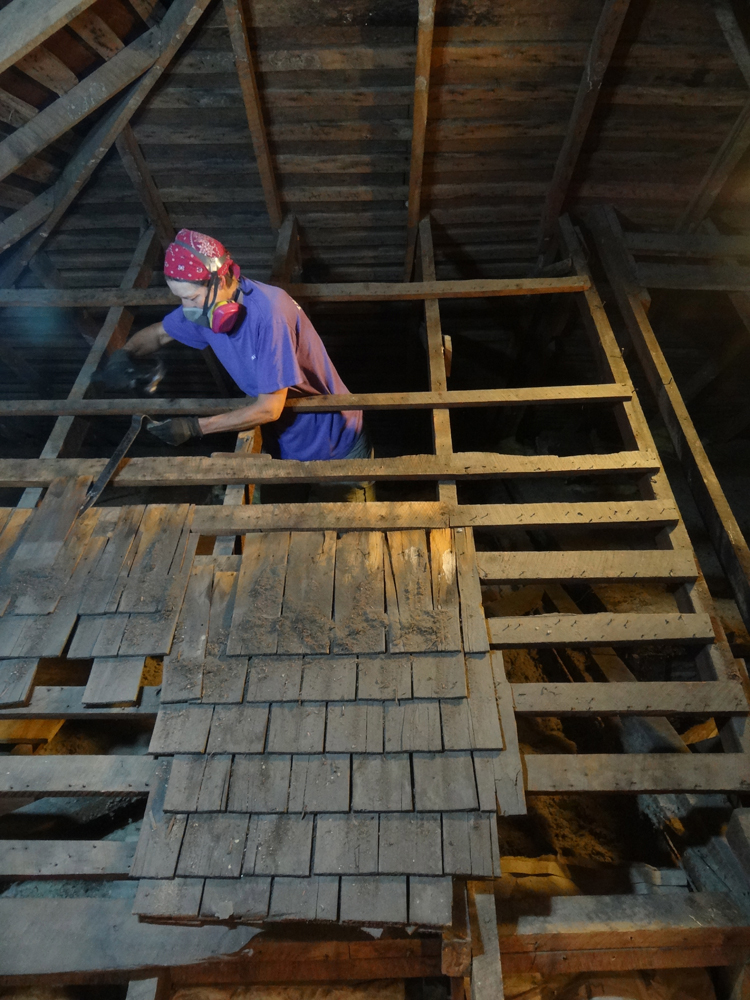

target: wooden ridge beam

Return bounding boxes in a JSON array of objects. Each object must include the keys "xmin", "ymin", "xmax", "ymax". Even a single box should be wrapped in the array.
[
  {"xmin": 538, "ymin": 0, "xmax": 632, "ymax": 244},
  {"xmin": 476, "ymin": 548, "xmax": 698, "ymax": 583},
  {"xmin": 0, "ymin": 384, "xmax": 633, "ymax": 418},
  {"xmin": 0, "ymin": 450, "xmax": 661, "ymax": 488},
  {"xmin": 0, "ymin": 274, "xmax": 591, "ymax": 307},
  {"xmin": 403, "ymin": 0, "xmax": 436, "ymax": 279},
  {"xmin": 0, "ymin": 755, "xmax": 155, "ymax": 796},
  {"xmin": 0, "ymin": 0, "xmax": 99, "ymax": 76},
  {"xmin": 191, "ymin": 499, "xmax": 680, "ymax": 534},
  {"xmin": 223, "ymin": 0, "xmax": 282, "ymax": 229},
  {"xmin": 587, "ymin": 205, "xmax": 750, "ymax": 631},
  {"xmin": 512, "ymin": 680, "xmax": 748, "ymax": 716},
  {"xmin": 488, "ymin": 612, "xmax": 714, "ymax": 647},
  {"xmin": 524, "ymin": 753, "xmax": 750, "ymax": 793},
  {"xmin": 0, "ymin": 685, "xmax": 160, "ymax": 720}
]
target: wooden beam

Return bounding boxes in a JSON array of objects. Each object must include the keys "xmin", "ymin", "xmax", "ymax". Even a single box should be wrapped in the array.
[
  {"xmin": 270, "ymin": 214, "xmax": 299, "ymax": 283},
  {"xmin": 190, "ymin": 498, "xmax": 680, "ymax": 534},
  {"xmin": 524, "ymin": 753, "xmax": 750, "ymax": 793},
  {"xmin": 587, "ymin": 205, "xmax": 750, "ymax": 631},
  {"xmin": 512, "ymin": 680, "xmax": 748, "ymax": 716},
  {"xmin": 403, "ymin": 0, "xmax": 435, "ymax": 279},
  {"xmin": 0, "ymin": 0, "xmax": 99, "ymax": 76},
  {"xmin": 0, "ymin": 840, "xmax": 135, "ymax": 880},
  {"xmin": 538, "ymin": 0, "xmax": 632, "ymax": 243},
  {"xmin": 476, "ymin": 549, "xmax": 698, "ymax": 583},
  {"xmin": 115, "ymin": 125, "xmax": 174, "ymax": 249},
  {"xmin": 0, "ymin": 450, "xmax": 662, "ymax": 488},
  {"xmin": 223, "ymin": 0, "xmax": 282, "ymax": 228},
  {"xmin": 0, "ymin": 685, "xmax": 160, "ymax": 720},
  {"xmin": 0, "ymin": 16, "xmax": 172, "ymax": 185},
  {"xmin": 17, "ymin": 227, "xmax": 159, "ymax": 508},
  {"xmin": 676, "ymin": 0, "xmax": 750, "ymax": 231},
  {"xmin": 488, "ymin": 612, "xmax": 714, "ymax": 647},
  {"xmin": 0, "ymin": 385, "xmax": 632, "ymax": 417},
  {"xmin": 0, "ymin": 274, "xmax": 592, "ymax": 306},
  {"xmin": 0, "ymin": 755, "xmax": 155, "ymax": 796},
  {"xmin": 0, "ymin": 0, "xmax": 212, "ymax": 276}
]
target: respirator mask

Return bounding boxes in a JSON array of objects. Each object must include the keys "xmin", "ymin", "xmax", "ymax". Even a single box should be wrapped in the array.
[{"xmin": 178, "ymin": 241, "xmax": 245, "ymax": 334}]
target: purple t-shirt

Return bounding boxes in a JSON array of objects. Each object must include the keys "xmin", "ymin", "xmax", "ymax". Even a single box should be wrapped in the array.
[{"xmin": 162, "ymin": 277, "xmax": 362, "ymax": 461}]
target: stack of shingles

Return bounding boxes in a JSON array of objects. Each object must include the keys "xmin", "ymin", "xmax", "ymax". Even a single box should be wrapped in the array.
[
  {"xmin": 132, "ymin": 527, "xmax": 507, "ymax": 927},
  {"xmin": 0, "ymin": 487, "xmax": 197, "ymax": 713}
]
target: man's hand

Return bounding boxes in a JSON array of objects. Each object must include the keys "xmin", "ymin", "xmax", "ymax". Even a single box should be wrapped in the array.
[
  {"xmin": 98, "ymin": 349, "xmax": 138, "ymax": 392},
  {"xmin": 146, "ymin": 416, "xmax": 203, "ymax": 447}
]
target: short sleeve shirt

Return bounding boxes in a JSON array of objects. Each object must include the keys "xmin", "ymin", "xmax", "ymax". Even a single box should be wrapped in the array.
[{"xmin": 162, "ymin": 277, "xmax": 362, "ymax": 461}]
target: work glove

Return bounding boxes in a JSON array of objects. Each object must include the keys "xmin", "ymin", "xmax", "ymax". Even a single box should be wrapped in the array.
[
  {"xmin": 97, "ymin": 349, "xmax": 138, "ymax": 392},
  {"xmin": 146, "ymin": 416, "xmax": 203, "ymax": 447}
]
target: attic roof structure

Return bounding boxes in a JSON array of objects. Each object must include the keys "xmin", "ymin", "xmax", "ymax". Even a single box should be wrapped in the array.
[{"xmin": 2, "ymin": 1, "xmax": 750, "ymax": 998}]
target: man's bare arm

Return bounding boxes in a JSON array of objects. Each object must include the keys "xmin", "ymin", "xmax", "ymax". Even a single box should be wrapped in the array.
[
  {"xmin": 198, "ymin": 388, "xmax": 288, "ymax": 435},
  {"xmin": 125, "ymin": 321, "xmax": 173, "ymax": 356}
]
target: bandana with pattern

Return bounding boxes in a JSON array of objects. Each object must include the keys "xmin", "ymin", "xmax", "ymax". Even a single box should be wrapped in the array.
[{"xmin": 164, "ymin": 229, "xmax": 233, "ymax": 281}]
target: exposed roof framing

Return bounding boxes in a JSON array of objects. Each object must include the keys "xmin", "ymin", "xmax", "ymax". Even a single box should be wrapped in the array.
[
  {"xmin": 115, "ymin": 124, "xmax": 175, "ymax": 248},
  {"xmin": 538, "ymin": 0, "xmax": 632, "ymax": 247},
  {"xmin": 0, "ymin": 0, "xmax": 100, "ymax": 75},
  {"xmin": 403, "ymin": 0, "xmax": 435, "ymax": 280},
  {"xmin": 224, "ymin": 0, "xmax": 282, "ymax": 229}
]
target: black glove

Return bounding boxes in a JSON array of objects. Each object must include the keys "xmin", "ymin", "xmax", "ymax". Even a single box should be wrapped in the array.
[
  {"xmin": 98, "ymin": 349, "xmax": 138, "ymax": 392},
  {"xmin": 146, "ymin": 416, "xmax": 203, "ymax": 447}
]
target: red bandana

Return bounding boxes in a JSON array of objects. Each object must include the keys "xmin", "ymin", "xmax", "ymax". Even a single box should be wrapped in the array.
[{"xmin": 164, "ymin": 229, "xmax": 233, "ymax": 281}]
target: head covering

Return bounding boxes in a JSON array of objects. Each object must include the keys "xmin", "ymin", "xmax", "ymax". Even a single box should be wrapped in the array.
[{"xmin": 164, "ymin": 229, "xmax": 233, "ymax": 281}]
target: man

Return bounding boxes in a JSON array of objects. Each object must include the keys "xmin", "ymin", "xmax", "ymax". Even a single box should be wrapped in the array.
[{"xmin": 103, "ymin": 229, "xmax": 372, "ymax": 501}]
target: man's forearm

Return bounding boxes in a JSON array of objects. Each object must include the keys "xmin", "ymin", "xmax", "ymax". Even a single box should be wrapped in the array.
[
  {"xmin": 198, "ymin": 397, "xmax": 282, "ymax": 435},
  {"xmin": 126, "ymin": 322, "xmax": 171, "ymax": 356}
]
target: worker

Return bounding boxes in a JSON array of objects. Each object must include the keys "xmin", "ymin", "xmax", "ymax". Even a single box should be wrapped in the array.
[{"xmin": 101, "ymin": 229, "xmax": 373, "ymax": 502}]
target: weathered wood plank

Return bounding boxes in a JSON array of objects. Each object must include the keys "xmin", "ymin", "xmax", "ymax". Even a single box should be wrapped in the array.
[
  {"xmin": 454, "ymin": 528, "xmax": 489, "ymax": 653},
  {"xmin": 277, "ymin": 532, "xmax": 336, "ymax": 654},
  {"xmin": 0, "ymin": 0, "xmax": 98, "ymax": 75},
  {"xmin": 488, "ymin": 612, "xmax": 715, "ymax": 647},
  {"xmin": 0, "ymin": 755, "xmax": 155, "ymax": 796},
  {"xmin": 512, "ymin": 680, "xmax": 748, "ymax": 716},
  {"xmin": 332, "ymin": 531, "xmax": 386, "ymax": 653},
  {"xmin": 0, "ymin": 658, "xmax": 38, "ymax": 707},
  {"xmin": 0, "ymin": 451, "xmax": 663, "ymax": 488},
  {"xmin": 476, "ymin": 549, "xmax": 698, "ymax": 583},
  {"xmin": 0, "ymin": 839, "xmax": 135, "ymax": 880},
  {"xmin": 524, "ymin": 753, "xmax": 750, "ymax": 793},
  {"xmin": 0, "ymin": 685, "xmax": 160, "ymax": 720},
  {"xmin": 227, "ymin": 532, "xmax": 290, "ymax": 655}
]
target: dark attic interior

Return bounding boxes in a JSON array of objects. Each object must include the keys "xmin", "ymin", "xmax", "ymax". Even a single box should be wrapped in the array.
[{"xmin": 3, "ymin": 0, "xmax": 750, "ymax": 998}]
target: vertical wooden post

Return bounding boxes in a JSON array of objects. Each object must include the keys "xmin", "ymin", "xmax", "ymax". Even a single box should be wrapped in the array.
[{"xmin": 403, "ymin": 0, "xmax": 435, "ymax": 280}]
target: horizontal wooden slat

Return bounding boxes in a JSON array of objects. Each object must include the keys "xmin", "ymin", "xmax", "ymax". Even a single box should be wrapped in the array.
[
  {"xmin": 524, "ymin": 753, "xmax": 750, "ymax": 793},
  {"xmin": 637, "ymin": 263, "xmax": 750, "ymax": 290},
  {"xmin": 476, "ymin": 549, "xmax": 698, "ymax": 583},
  {"xmin": 451, "ymin": 501, "xmax": 680, "ymax": 528},
  {"xmin": 0, "ymin": 686, "xmax": 160, "ymax": 720},
  {"xmin": 0, "ymin": 755, "xmax": 155, "ymax": 796},
  {"xmin": 0, "ymin": 840, "xmax": 135, "ymax": 880},
  {"xmin": 192, "ymin": 499, "xmax": 681, "ymax": 534},
  {"xmin": 488, "ymin": 612, "xmax": 715, "ymax": 647},
  {"xmin": 0, "ymin": 384, "xmax": 630, "ymax": 418},
  {"xmin": 0, "ymin": 451, "xmax": 661, "ymax": 488},
  {"xmin": 512, "ymin": 681, "xmax": 748, "ymax": 716},
  {"xmin": 0, "ymin": 275, "xmax": 589, "ymax": 307}
]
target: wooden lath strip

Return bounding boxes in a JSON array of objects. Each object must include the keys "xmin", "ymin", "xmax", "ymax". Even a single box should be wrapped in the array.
[
  {"xmin": 512, "ymin": 680, "xmax": 748, "ymax": 716},
  {"xmin": 224, "ymin": 0, "xmax": 283, "ymax": 229},
  {"xmin": 404, "ymin": 0, "xmax": 436, "ymax": 280}
]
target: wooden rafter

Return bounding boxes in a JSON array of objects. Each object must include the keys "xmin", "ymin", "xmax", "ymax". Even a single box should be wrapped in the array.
[
  {"xmin": 115, "ymin": 125, "xmax": 175, "ymax": 249},
  {"xmin": 677, "ymin": 0, "xmax": 750, "ymax": 231},
  {"xmin": 403, "ymin": 0, "xmax": 436, "ymax": 280},
  {"xmin": 223, "ymin": 0, "xmax": 283, "ymax": 229},
  {"xmin": 0, "ymin": 0, "xmax": 213, "ymax": 286},
  {"xmin": 0, "ymin": 0, "xmax": 99, "ymax": 76},
  {"xmin": 537, "ymin": 0, "xmax": 632, "ymax": 246}
]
